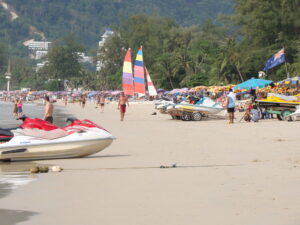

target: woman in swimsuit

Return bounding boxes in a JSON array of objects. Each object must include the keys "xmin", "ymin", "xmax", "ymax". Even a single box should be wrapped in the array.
[{"xmin": 17, "ymin": 99, "xmax": 23, "ymax": 117}]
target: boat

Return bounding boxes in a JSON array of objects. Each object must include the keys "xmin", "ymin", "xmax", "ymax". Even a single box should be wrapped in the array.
[
  {"xmin": 167, "ymin": 97, "xmax": 224, "ymax": 121},
  {"xmin": 122, "ymin": 48, "xmax": 134, "ymax": 96},
  {"xmin": 0, "ymin": 119, "xmax": 114, "ymax": 161},
  {"xmin": 122, "ymin": 46, "xmax": 158, "ymax": 97},
  {"xmin": 155, "ymin": 100, "xmax": 175, "ymax": 114}
]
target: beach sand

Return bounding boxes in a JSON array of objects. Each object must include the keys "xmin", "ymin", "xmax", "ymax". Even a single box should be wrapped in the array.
[{"xmin": 0, "ymin": 101, "xmax": 300, "ymax": 225}]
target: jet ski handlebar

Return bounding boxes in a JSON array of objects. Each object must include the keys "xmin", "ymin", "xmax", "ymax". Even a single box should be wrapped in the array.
[{"xmin": 66, "ymin": 117, "xmax": 79, "ymax": 123}]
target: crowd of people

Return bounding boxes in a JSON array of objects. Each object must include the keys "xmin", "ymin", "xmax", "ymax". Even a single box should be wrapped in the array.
[{"xmin": 1, "ymin": 82, "xmax": 299, "ymax": 125}]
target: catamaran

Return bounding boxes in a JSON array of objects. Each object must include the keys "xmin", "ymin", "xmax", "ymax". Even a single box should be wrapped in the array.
[{"xmin": 122, "ymin": 46, "xmax": 157, "ymax": 97}]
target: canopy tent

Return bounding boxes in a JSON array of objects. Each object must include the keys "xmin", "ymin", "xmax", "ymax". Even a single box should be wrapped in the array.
[
  {"xmin": 233, "ymin": 78, "xmax": 273, "ymax": 91},
  {"xmin": 277, "ymin": 76, "xmax": 300, "ymax": 86}
]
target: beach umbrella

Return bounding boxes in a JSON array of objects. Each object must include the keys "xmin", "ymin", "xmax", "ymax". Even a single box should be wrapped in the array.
[
  {"xmin": 179, "ymin": 88, "xmax": 189, "ymax": 93},
  {"xmin": 278, "ymin": 76, "xmax": 300, "ymax": 85},
  {"xmin": 87, "ymin": 91, "xmax": 98, "ymax": 97},
  {"xmin": 157, "ymin": 88, "xmax": 165, "ymax": 93},
  {"xmin": 233, "ymin": 78, "xmax": 273, "ymax": 91},
  {"xmin": 169, "ymin": 89, "xmax": 180, "ymax": 94}
]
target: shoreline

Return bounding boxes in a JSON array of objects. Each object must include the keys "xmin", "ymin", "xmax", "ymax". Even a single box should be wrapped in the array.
[
  {"xmin": 0, "ymin": 100, "xmax": 300, "ymax": 225},
  {"xmin": 0, "ymin": 101, "xmax": 71, "ymax": 225}
]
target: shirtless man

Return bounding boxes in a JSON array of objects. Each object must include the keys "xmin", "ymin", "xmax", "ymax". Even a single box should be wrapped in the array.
[
  {"xmin": 118, "ymin": 92, "xmax": 129, "ymax": 121},
  {"xmin": 99, "ymin": 95, "xmax": 105, "ymax": 112},
  {"xmin": 44, "ymin": 96, "xmax": 54, "ymax": 123}
]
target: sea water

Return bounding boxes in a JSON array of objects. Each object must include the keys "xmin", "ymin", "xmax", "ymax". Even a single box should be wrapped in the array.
[
  {"xmin": 0, "ymin": 101, "xmax": 69, "ymax": 224},
  {"xmin": 0, "ymin": 101, "xmax": 70, "ymax": 223}
]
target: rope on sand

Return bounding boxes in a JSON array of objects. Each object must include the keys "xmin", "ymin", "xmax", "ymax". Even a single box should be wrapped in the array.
[{"xmin": 64, "ymin": 164, "xmax": 239, "ymax": 171}]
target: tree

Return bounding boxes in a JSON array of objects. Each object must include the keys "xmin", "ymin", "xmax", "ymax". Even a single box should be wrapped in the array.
[{"xmin": 38, "ymin": 34, "xmax": 85, "ymax": 88}]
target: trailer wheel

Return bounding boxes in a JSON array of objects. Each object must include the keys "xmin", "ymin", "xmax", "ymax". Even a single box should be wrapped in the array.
[
  {"xmin": 281, "ymin": 109, "xmax": 293, "ymax": 121},
  {"xmin": 181, "ymin": 112, "xmax": 191, "ymax": 121},
  {"xmin": 191, "ymin": 112, "xmax": 202, "ymax": 121},
  {"xmin": 277, "ymin": 114, "xmax": 283, "ymax": 121}
]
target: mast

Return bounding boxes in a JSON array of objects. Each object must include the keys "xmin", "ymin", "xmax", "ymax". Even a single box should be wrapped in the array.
[{"xmin": 122, "ymin": 48, "xmax": 134, "ymax": 96}]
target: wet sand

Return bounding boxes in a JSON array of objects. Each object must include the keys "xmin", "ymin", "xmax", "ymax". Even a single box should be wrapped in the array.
[{"xmin": 1, "ymin": 101, "xmax": 300, "ymax": 225}]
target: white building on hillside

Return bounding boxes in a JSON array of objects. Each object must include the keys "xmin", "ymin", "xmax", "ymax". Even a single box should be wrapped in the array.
[
  {"xmin": 23, "ymin": 39, "xmax": 52, "ymax": 60},
  {"xmin": 96, "ymin": 29, "xmax": 114, "ymax": 71}
]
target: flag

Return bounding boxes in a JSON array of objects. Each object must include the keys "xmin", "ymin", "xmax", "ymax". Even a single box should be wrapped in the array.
[{"xmin": 263, "ymin": 48, "xmax": 285, "ymax": 71}]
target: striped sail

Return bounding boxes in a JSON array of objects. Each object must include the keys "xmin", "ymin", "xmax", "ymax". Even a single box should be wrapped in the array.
[
  {"xmin": 134, "ymin": 46, "xmax": 145, "ymax": 95},
  {"xmin": 122, "ymin": 48, "xmax": 134, "ymax": 96},
  {"xmin": 145, "ymin": 67, "xmax": 157, "ymax": 96}
]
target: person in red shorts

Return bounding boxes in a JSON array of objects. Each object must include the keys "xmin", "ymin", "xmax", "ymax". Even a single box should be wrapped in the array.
[{"xmin": 118, "ymin": 92, "xmax": 129, "ymax": 121}]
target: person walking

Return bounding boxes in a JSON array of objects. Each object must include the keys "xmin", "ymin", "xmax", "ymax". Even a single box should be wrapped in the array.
[
  {"xmin": 99, "ymin": 95, "xmax": 105, "ymax": 112},
  {"xmin": 118, "ymin": 92, "xmax": 129, "ymax": 121},
  {"xmin": 63, "ymin": 95, "xmax": 68, "ymax": 106},
  {"xmin": 226, "ymin": 88, "xmax": 236, "ymax": 124},
  {"xmin": 43, "ymin": 96, "xmax": 54, "ymax": 123},
  {"xmin": 81, "ymin": 95, "xmax": 86, "ymax": 108}
]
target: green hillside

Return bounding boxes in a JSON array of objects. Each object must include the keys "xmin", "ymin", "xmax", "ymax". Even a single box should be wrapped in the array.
[{"xmin": 2, "ymin": 0, "xmax": 233, "ymax": 48}]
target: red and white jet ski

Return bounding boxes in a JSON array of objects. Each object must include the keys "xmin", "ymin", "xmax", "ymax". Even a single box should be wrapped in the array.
[{"xmin": 0, "ymin": 117, "xmax": 114, "ymax": 161}]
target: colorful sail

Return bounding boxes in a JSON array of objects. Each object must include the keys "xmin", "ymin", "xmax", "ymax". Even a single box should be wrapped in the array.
[
  {"xmin": 122, "ymin": 48, "xmax": 134, "ymax": 96},
  {"xmin": 145, "ymin": 67, "xmax": 157, "ymax": 96},
  {"xmin": 134, "ymin": 46, "xmax": 145, "ymax": 95}
]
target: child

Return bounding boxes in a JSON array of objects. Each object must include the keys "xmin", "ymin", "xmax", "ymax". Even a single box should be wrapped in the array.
[{"xmin": 250, "ymin": 105, "xmax": 260, "ymax": 122}]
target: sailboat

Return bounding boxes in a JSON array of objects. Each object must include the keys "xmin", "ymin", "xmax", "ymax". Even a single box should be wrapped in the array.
[
  {"xmin": 122, "ymin": 48, "xmax": 134, "ymax": 96},
  {"xmin": 145, "ymin": 67, "xmax": 157, "ymax": 96},
  {"xmin": 122, "ymin": 46, "xmax": 157, "ymax": 97}
]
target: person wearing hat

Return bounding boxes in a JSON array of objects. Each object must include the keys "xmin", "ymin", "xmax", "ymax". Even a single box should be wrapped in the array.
[{"xmin": 226, "ymin": 88, "xmax": 236, "ymax": 124}]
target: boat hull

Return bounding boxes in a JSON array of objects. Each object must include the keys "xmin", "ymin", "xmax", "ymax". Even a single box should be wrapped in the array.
[
  {"xmin": 0, "ymin": 138, "xmax": 113, "ymax": 161},
  {"xmin": 175, "ymin": 104, "xmax": 224, "ymax": 114}
]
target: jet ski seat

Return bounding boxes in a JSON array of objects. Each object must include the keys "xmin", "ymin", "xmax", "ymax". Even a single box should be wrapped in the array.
[
  {"xmin": 13, "ymin": 128, "xmax": 69, "ymax": 140},
  {"xmin": 0, "ymin": 129, "xmax": 14, "ymax": 137}
]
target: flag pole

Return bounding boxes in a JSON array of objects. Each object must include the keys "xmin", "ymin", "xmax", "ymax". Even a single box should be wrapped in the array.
[
  {"xmin": 284, "ymin": 61, "xmax": 289, "ymax": 79},
  {"xmin": 283, "ymin": 47, "xmax": 289, "ymax": 79}
]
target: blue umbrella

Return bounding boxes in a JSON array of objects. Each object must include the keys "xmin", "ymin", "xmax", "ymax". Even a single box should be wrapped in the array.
[{"xmin": 233, "ymin": 78, "xmax": 273, "ymax": 91}]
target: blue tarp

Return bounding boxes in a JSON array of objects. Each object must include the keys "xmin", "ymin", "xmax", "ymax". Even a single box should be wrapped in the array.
[{"xmin": 233, "ymin": 78, "xmax": 273, "ymax": 91}]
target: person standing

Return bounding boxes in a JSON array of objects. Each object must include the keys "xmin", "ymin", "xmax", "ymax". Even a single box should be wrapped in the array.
[
  {"xmin": 226, "ymin": 88, "xmax": 236, "ymax": 124},
  {"xmin": 118, "ymin": 92, "xmax": 129, "ymax": 121},
  {"xmin": 12, "ymin": 98, "xmax": 18, "ymax": 118},
  {"xmin": 17, "ymin": 98, "xmax": 23, "ymax": 117},
  {"xmin": 63, "ymin": 95, "xmax": 68, "ymax": 106},
  {"xmin": 81, "ymin": 95, "xmax": 86, "ymax": 108},
  {"xmin": 43, "ymin": 96, "xmax": 54, "ymax": 123}
]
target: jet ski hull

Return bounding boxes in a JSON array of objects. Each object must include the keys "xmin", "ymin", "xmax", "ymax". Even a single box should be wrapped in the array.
[
  {"xmin": 0, "ymin": 138, "xmax": 113, "ymax": 161},
  {"xmin": 0, "ymin": 129, "xmax": 114, "ymax": 161}
]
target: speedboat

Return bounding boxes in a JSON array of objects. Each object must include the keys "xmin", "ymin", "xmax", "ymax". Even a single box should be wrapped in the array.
[
  {"xmin": 175, "ymin": 98, "xmax": 224, "ymax": 114},
  {"xmin": 156, "ymin": 100, "xmax": 175, "ymax": 114},
  {"xmin": 167, "ymin": 97, "xmax": 224, "ymax": 121},
  {"xmin": 0, "ymin": 119, "xmax": 114, "ymax": 161}
]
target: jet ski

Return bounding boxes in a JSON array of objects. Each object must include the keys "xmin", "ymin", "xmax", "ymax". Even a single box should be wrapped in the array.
[
  {"xmin": 0, "ymin": 118, "xmax": 115, "ymax": 161},
  {"xmin": 0, "ymin": 115, "xmax": 59, "ymax": 142}
]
